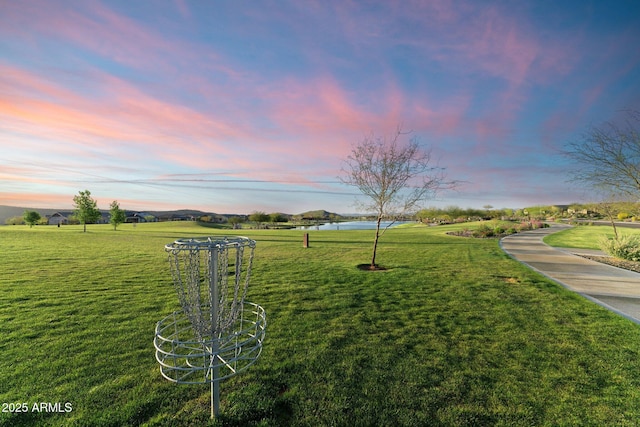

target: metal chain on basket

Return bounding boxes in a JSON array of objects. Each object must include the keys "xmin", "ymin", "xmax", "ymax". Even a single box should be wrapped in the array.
[{"xmin": 165, "ymin": 237, "xmax": 256, "ymax": 340}]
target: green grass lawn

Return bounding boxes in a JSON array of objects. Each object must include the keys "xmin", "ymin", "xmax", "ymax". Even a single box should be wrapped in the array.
[
  {"xmin": 544, "ymin": 223, "xmax": 640, "ymax": 249},
  {"xmin": 2, "ymin": 222, "xmax": 640, "ymax": 426}
]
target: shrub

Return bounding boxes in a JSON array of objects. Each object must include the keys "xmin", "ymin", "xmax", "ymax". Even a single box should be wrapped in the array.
[
  {"xmin": 472, "ymin": 224, "xmax": 494, "ymax": 238},
  {"xmin": 517, "ymin": 221, "xmax": 532, "ymax": 232},
  {"xmin": 599, "ymin": 234, "xmax": 640, "ymax": 262},
  {"xmin": 516, "ymin": 220, "xmax": 549, "ymax": 231},
  {"xmin": 529, "ymin": 220, "xmax": 548, "ymax": 229},
  {"xmin": 5, "ymin": 216, "xmax": 24, "ymax": 225}
]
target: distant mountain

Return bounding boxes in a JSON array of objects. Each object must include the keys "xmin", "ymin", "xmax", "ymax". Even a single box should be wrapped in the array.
[
  {"xmin": 297, "ymin": 210, "xmax": 343, "ymax": 220},
  {"xmin": 145, "ymin": 209, "xmax": 219, "ymax": 220}
]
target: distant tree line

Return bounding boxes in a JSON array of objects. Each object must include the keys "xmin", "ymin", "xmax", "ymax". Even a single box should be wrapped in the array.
[
  {"xmin": 413, "ymin": 202, "xmax": 640, "ymax": 224},
  {"xmin": 5, "ymin": 190, "xmax": 126, "ymax": 231},
  {"xmin": 11, "ymin": 201, "xmax": 639, "ymax": 227}
]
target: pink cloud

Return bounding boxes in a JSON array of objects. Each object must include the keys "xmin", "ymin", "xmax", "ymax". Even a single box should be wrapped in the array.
[
  {"xmin": 0, "ymin": 65, "xmax": 260, "ymax": 168},
  {"xmin": 410, "ymin": 93, "xmax": 471, "ymax": 137},
  {"xmin": 4, "ymin": 81, "xmax": 338, "ymax": 190},
  {"xmin": 0, "ymin": 165, "xmax": 69, "ymax": 187},
  {"xmin": 2, "ymin": 63, "xmax": 357, "ymax": 185},
  {"xmin": 1, "ymin": 1, "xmax": 171, "ymax": 70},
  {"xmin": 0, "ymin": 0, "xmax": 238, "ymax": 85},
  {"xmin": 451, "ymin": 6, "xmax": 573, "ymax": 86},
  {"xmin": 2, "ymin": 1, "xmax": 532, "ymax": 175},
  {"xmin": 254, "ymin": 78, "xmax": 369, "ymax": 158},
  {"xmin": 0, "ymin": 192, "xmax": 75, "ymax": 209},
  {"xmin": 268, "ymin": 1, "xmax": 569, "ymax": 150},
  {"xmin": 464, "ymin": 7, "xmax": 538, "ymax": 85},
  {"xmin": 264, "ymin": 76, "xmax": 428, "ymax": 149},
  {"xmin": 343, "ymin": 1, "xmax": 575, "ymax": 87}
]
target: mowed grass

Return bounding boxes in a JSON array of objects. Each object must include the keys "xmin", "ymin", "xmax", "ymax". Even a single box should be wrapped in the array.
[
  {"xmin": 2, "ymin": 222, "xmax": 640, "ymax": 426},
  {"xmin": 544, "ymin": 223, "xmax": 640, "ymax": 250}
]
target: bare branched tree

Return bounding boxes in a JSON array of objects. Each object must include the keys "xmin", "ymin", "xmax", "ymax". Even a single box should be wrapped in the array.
[
  {"xmin": 597, "ymin": 196, "xmax": 623, "ymax": 239},
  {"xmin": 340, "ymin": 126, "xmax": 453, "ymax": 269},
  {"xmin": 564, "ymin": 110, "xmax": 640, "ymax": 199}
]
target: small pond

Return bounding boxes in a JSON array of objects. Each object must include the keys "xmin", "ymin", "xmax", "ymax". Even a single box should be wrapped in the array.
[{"xmin": 296, "ymin": 220, "xmax": 411, "ymax": 230}]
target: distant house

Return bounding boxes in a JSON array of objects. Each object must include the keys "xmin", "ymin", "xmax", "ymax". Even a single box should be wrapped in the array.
[
  {"xmin": 170, "ymin": 214, "xmax": 196, "ymax": 221},
  {"xmin": 567, "ymin": 208, "xmax": 595, "ymax": 216},
  {"xmin": 99, "ymin": 211, "xmax": 110, "ymax": 224},
  {"xmin": 47, "ymin": 212, "xmax": 69, "ymax": 225},
  {"xmin": 198, "ymin": 214, "xmax": 228, "ymax": 223},
  {"xmin": 125, "ymin": 212, "xmax": 157, "ymax": 223},
  {"xmin": 47, "ymin": 210, "xmax": 110, "ymax": 225}
]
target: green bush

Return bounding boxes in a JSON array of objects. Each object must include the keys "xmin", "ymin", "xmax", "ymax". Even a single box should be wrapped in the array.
[
  {"xmin": 599, "ymin": 234, "xmax": 640, "ymax": 261},
  {"xmin": 4, "ymin": 216, "xmax": 24, "ymax": 225},
  {"xmin": 516, "ymin": 221, "xmax": 532, "ymax": 232},
  {"xmin": 472, "ymin": 224, "xmax": 494, "ymax": 238}
]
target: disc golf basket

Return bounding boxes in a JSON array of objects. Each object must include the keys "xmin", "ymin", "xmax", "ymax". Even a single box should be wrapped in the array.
[{"xmin": 154, "ymin": 236, "xmax": 266, "ymax": 418}]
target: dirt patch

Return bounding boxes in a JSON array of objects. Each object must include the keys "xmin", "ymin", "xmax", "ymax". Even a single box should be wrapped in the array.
[
  {"xmin": 446, "ymin": 230, "xmax": 511, "ymax": 239},
  {"xmin": 576, "ymin": 255, "xmax": 640, "ymax": 273},
  {"xmin": 357, "ymin": 263, "xmax": 388, "ymax": 271}
]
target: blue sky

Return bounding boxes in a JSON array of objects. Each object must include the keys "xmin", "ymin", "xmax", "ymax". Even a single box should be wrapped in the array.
[{"xmin": 1, "ymin": 0, "xmax": 639, "ymax": 214}]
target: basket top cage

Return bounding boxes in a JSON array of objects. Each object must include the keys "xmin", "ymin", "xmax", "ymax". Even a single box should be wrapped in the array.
[{"xmin": 165, "ymin": 236, "xmax": 256, "ymax": 252}]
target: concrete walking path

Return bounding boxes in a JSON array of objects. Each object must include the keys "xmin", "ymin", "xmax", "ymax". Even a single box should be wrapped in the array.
[{"xmin": 500, "ymin": 224, "xmax": 640, "ymax": 324}]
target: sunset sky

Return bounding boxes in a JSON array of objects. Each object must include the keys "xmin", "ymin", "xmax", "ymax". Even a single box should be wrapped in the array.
[{"xmin": 2, "ymin": 1, "xmax": 639, "ymax": 214}]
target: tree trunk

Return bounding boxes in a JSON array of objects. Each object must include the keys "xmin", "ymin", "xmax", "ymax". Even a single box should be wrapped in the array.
[
  {"xmin": 609, "ymin": 217, "xmax": 619, "ymax": 240},
  {"xmin": 602, "ymin": 203, "xmax": 619, "ymax": 240},
  {"xmin": 370, "ymin": 216, "xmax": 382, "ymax": 268},
  {"xmin": 83, "ymin": 222, "xmax": 87, "ymax": 233}
]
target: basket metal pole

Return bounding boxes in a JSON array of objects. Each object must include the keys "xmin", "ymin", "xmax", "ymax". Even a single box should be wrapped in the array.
[{"xmin": 209, "ymin": 244, "xmax": 220, "ymax": 418}]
